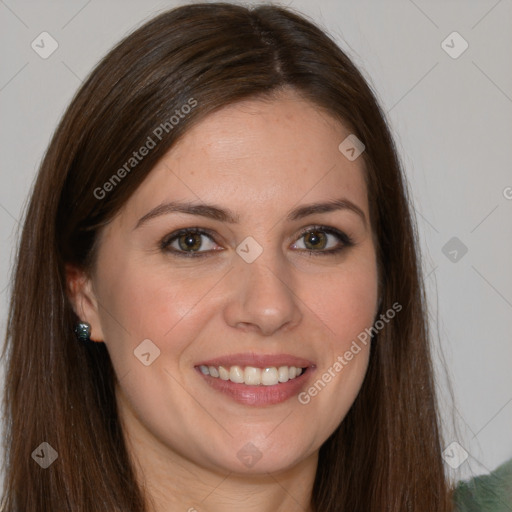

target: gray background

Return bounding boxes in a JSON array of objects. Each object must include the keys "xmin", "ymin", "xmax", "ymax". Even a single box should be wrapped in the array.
[{"xmin": 1, "ymin": 0, "xmax": 511, "ymax": 488}]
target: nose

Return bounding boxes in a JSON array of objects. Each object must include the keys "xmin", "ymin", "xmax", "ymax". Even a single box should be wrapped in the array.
[{"xmin": 222, "ymin": 252, "xmax": 303, "ymax": 336}]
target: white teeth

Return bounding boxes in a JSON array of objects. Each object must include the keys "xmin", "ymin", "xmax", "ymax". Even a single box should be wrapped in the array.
[
  {"xmin": 199, "ymin": 364, "xmax": 305, "ymax": 385},
  {"xmin": 229, "ymin": 365, "xmax": 244, "ymax": 383},
  {"xmin": 261, "ymin": 367, "xmax": 278, "ymax": 386},
  {"xmin": 278, "ymin": 366, "xmax": 289, "ymax": 382},
  {"xmin": 218, "ymin": 365, "xmax": 229, "ymax": 380},
  {"xmin": 244, "ymin": 366, "xmax": 261, "ymax": 385}
]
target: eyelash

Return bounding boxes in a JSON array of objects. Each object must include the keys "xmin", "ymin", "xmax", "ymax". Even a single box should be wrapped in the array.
[{"xmin": 160, "ymin": 225, "xmax": 355, "ymax": 258}]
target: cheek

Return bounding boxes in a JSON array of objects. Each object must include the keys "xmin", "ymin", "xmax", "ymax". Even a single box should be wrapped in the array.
[
  {"xmin": 293, "ymin": 251, "xmax": 378, "ymax": 428},
  {"xmin": 301, "ymin": 254, "xmax": 379, "ymax": 348},
  {"xmin": 94, "ymin": 255, "xmax": 224, "ymax": 372}
]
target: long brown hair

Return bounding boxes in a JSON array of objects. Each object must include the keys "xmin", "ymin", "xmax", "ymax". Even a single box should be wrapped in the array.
[{"xmin": 1, "ymin": 3, "xmax": 455, "ymax": 510}]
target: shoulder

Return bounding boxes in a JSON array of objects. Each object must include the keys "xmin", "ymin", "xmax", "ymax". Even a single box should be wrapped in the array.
[{"xmin": 452, "ymin": 458, "xmax": 512, "ymax": 511}]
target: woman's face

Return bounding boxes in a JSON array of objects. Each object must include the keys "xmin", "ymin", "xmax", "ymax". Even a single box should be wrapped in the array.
[{"xmin": 75, "ymin": 89, "xmax": 379, "ymax": 475}]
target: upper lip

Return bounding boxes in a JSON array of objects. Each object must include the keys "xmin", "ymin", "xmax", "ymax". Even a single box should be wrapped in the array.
[{"xmin": 195, "ymin": 353, "xmax": 315, "ymax": 369}]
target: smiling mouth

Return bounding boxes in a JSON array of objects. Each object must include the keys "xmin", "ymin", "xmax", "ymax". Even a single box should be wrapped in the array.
[
  {"xmin": 198, "ymin": 364, "xmax": 307, "ymax": 386},
  {"xmin": 194, "ymin": 353, "xmax": 315, "ymax": 405}
]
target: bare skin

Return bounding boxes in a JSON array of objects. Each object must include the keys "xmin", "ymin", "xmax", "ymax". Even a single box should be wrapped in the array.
[{"xmin": 67, "ymin": 88, "xmax": 379, "ymax": 512}]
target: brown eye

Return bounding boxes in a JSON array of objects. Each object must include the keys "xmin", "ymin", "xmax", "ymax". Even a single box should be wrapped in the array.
[
  {"xmin": 177, "ymin": 232, "xmax": 203, "ymax": 252},
  {"xmin": 292, "ymin": 226, "xmax": 354, "ymax": 255},
  {"xmin": 303, "ymin": 230, "xmax": 328, "ymax": 250},
  {"xmin": 161, "ymin": 228, "xmax": 220, "ymax": 257}
]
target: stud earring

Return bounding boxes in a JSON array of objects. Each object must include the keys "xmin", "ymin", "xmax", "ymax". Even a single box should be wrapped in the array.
[{"xmin": 74, "ymin": 321, "xmax": 92, "ymax": 342}]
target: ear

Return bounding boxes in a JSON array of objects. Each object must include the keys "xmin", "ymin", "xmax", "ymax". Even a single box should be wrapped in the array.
[{"xmin": 65, "ymin": 263, "xmax": 105, "ymax": 342}]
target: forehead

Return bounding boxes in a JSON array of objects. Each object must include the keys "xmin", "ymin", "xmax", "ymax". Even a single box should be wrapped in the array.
[{"xmin": 118, "ymin": 90, "xmax": 369, "ymax": 226}]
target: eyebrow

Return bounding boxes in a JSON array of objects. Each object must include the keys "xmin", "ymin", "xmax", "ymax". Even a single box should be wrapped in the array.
[{"xmin": 134, "ymin": 197, "xmax": 367, "ymax": 230}]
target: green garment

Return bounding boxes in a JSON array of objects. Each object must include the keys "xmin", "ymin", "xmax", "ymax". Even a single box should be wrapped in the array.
[{"xmin": 453, "ymin": 458, "xmax": 512, "ymax": 511}]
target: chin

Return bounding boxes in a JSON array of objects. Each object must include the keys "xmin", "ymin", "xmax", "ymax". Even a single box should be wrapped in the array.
[{"xmin": 200, "ymin": 434, "xmax": 316, "ymax": 475}]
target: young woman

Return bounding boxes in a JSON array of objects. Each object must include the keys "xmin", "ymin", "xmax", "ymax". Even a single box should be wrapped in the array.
[{"xmin": 2, "ymin": 3, "xmax": 457, "ymax": 511}]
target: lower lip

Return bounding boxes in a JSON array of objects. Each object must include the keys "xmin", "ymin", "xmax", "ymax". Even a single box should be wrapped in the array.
[{"xmin": 195, "ymin": 367, "xmax": 314, "ymax": 406}]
